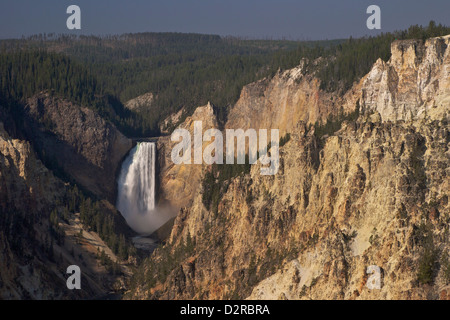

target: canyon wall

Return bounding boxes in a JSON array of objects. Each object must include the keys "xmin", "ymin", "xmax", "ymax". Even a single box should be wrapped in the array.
[
  {"xmin": 226, "ymin": 59, "xmax": 363, "ymax": 135},
  {"xmin": 361, "ymin": 35, "xmax": 450, "ymax": 122},
  {"xmin": 0, "ymin": 122, "xmax": 118, "ymax": 299},
  {"xmin": 23, "ymin": 92, "xmax": 133, "ymax": 202}
]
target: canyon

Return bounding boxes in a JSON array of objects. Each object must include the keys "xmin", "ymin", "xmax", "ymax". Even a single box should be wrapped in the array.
[{"xmin": 0, "ymin": 34, "xmax": 449, "ymax": 300}]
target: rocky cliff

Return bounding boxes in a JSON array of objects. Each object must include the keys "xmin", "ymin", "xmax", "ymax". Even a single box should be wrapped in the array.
[
  {"xmin": 23, "ymin": 92, "xmax": 133, "ymax": 202},
  {"xmin": 128, "ymin": 35, "xmax": 450, "ymax": 300},
  {"xmin": 156, "ymin": 102, "xmax": 217, "ymax": 210},
  {"xmin": 361, "ymin": 35, "xmax": 450, "ymax": 122},
  {"xmin": 0, "ymin": 122, "xmax": 121, "ymax": 299},
  {"xmin": 226, "ymin": 59, "xmax": 362, "ymax": 135}
]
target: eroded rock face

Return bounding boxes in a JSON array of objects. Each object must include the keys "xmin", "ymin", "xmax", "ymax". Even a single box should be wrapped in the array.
[
  {"xmin": 0, "ymin": 123, "xmax": 73, "ymax": 299},
  {"xmin": 157, "ymin": 102, "xmax": 217, "ymax": 209},
  {"xmin": 226, "ymin": 61, "xmax": 362, "ymax": 135},
  {"xmin": 23, "ymin": 92, "xmax": 132, "ymax": 202},
  {"xmin": 361, "ymin": 35, "xmax": 450, "ymax": 121},
  {"xmin": 0, "ymin": 122, "xmax": 129, "ymax": 299},
  {"xmin": 0, "ymin": 122, "xmax": 63, "ymax": 219},
  {"xmin": 246, "ymin": 118, "xmax": 449, "ymax": 300}
]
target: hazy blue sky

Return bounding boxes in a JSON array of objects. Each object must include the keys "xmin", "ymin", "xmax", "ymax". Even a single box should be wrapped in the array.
[{"xmin": 0, "ymin": 0, "xmax": 449, "ymax": 40}]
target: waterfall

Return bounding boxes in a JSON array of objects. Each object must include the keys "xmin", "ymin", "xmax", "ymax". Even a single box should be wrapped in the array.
[{"xmin": 116, "ymin": 142, "xmax": 161, "ymax": 235}]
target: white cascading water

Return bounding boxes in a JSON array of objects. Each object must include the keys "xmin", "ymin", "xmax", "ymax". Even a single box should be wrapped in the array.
[{"xmin": 117, "ymin": 142, "xmax": 163, "ymax": 235}]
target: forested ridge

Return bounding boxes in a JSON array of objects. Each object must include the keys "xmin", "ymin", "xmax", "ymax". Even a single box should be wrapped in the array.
[
  {"xmin": 315, "ymin": 21, "xmax": 450, "ymax": 92},
  {"xmin": 0, "ymin": 50, "xmax": 154, "ymax": 136},
  {"xmin": 1, "ymin": 22, "xmax": 449, "ymax": 137}
]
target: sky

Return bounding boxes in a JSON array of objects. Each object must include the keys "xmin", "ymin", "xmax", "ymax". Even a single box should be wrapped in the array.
[{"xmin": 0, "ymin": 0, "xmax": 449, "ymax": 40}]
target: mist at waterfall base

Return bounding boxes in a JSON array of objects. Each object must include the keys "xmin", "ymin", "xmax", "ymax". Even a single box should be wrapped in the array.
[{"xmin": 116, "ymin": 142, "xmax": 168, "ymax": 235}]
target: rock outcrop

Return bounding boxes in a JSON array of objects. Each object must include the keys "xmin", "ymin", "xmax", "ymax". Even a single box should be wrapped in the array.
[
  {"xmin": 0, "ymin": 122, "xmax": 63, "ymax": 220},
  {"xmin": 125, "ymin": 92, "xmax": 154, "ymax": 111},
  {"xmin": 23, "ymin": 92, "xmax": 132, "ymax": 202},
  {"xmin": 156, "ymin": 102, "xmax": 217, "ymax": 209},
  {"xmin": 361, "ymin": 35, "xmax": 450, "ymax": 121},
  {"xmin": 160, "ymin": 107, "xmax": 185, "ymax": 134}
]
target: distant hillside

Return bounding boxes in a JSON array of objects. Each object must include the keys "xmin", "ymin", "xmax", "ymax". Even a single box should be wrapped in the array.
[
  {"xmin": 1, "ymin": 22, "xmax": 449, "ymax": 136},
  {"xmin": 0, "ymin": 33, "xmax": 342, "ymax": 134}
]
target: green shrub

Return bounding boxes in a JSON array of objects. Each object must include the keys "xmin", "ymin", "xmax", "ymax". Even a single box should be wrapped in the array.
[
  {"xmin": 417, "ymin": 245, "xmax": 438, "ymax": 285},
  {"xmin": 201, "ymin": 156, "xmax": 251, "ymax": 212},
  {"xmin": 415, "ymin": 223, "xmax": 438, "ymax": 285},
  {"xmin": 313, "ymin": 107, "xmax": 360, "ymax": 149},
  {"xmin": 441, "ymin": 252, "xmax": 450, "ymax": 284},
  {"xmin": 279, "ymin": 133, "xmax": 291, "ymax": 147}
]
